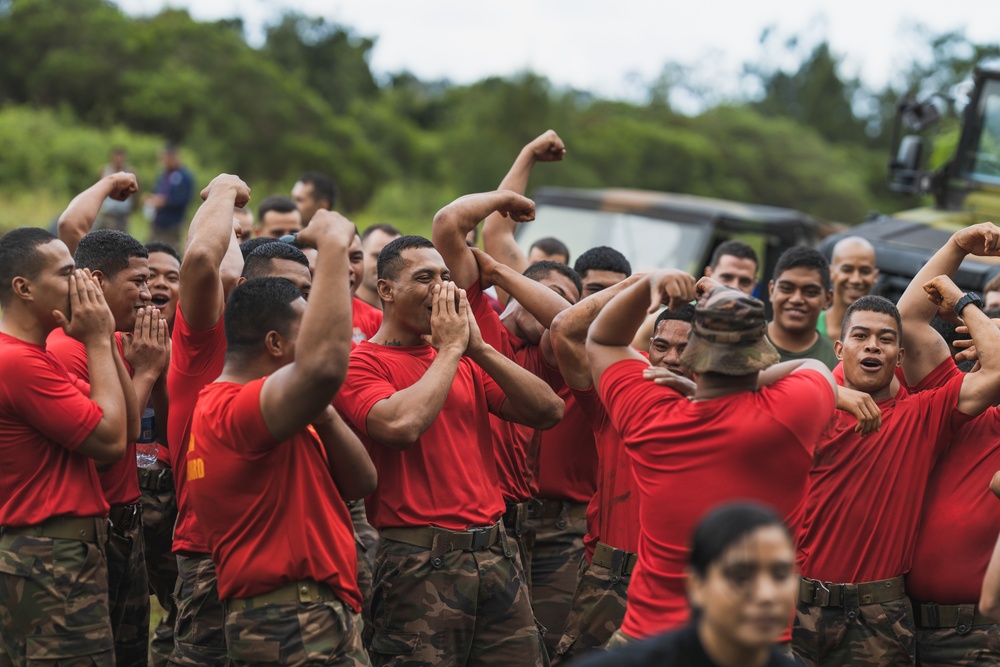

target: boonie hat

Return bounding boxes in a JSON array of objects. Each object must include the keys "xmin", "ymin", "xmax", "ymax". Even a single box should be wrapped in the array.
[{"xmin": 680, "ymin": 286, "xmax": 779, "ymax": 375}]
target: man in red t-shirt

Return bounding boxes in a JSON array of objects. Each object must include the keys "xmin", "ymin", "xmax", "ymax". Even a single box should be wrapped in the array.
[
  {"xmin": 334, "ymin": 235, "xmax": 564, "ymax": 666},
  {"xmin": 166, "ymin": 174, "xmax": 313, "ymax": 667},
  {"xmin": 791, "ymin": 278, "xmax": 1000, "ymax": 666},
  {"xmin": 189, "ymin": 213, "xmax": 375, "ymax": 665},
  {"xmin": 892, "ymin": 222, "xmax": 1000, "ymax": 666},
  {"xmin": 0, "ymin": 228, "xmax": 129, "ymax": 667},
  {"xmin": 48, "ymin": 227, "xmax": 170, "ymax": 666},
  {"xmin": 432, "ymin": 190, "xmax": 580, "ymax": 578},
  {"xmin": 547, "ymin": 278, "xmax": 693, "ymax": 664},
  {"xmin": 587, "ymin": 272, "xmax": 837, "ymax": 648}
]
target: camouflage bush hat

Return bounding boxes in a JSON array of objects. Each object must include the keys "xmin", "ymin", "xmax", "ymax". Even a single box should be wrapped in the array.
[{"xmin": 680, "ymin": 286, "xmax": 780, "ymax": 375}]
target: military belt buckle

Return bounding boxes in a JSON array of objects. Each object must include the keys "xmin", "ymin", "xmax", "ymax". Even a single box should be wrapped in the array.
[
  {"xmin": 469, "ymin": 527, "xmax": 492, "ymax": 551},
  {"xmin": 814, "ymin": 580, "xmax": 832, "ymax": 606}
]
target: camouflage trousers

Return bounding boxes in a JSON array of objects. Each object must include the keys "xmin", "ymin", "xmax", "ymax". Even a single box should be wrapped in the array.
[
  {"xmin": 916, "ymin": 622, "xmax": 1000, "ymax": 666},
  {"xmin": 367, "ymin": 528, "xmax": 546, "ymax": 666},
  {"xmin": 107, "ymin": 505, "xmax": 150, "ymax": 667},
  {"xmin": 503, "ymin": 501, "xmax": 536, "ymax": 591},
  {"xmin": 350, "ymin": 500, "xmax": 377, "ymax": 640},
  {"xmin": 527, "ymin": 501, "xmax": 587, "ymax": 656},
  {"xmin": 167, "ymin": 554, "xmax": 229, "ymax": 667},
  {"xmin": 0, "ymin": 526, "xmax": 114, "ymax": 667},
  {"xmin": 552, "ymin": 557, "xmax": 630, "ymax": 664},
  {"xmin": 601, "ymin": 627, "xmax": 637, "ymax": 651},
  {"xmin": 225, "ymin": 597, "xmax": 370, "ymax": 666},
  {"xmin": 792, "ymin": 596, "xmax": 916, "ymax": 666},
  {"xmin": 140, "ymin": 466, "xmax": 179, "ymax": 667}
]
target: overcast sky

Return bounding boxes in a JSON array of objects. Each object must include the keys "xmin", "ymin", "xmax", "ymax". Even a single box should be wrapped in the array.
[{"xmin": 116, "ymin": 0, "xmax": 1000, "ymax": 106}]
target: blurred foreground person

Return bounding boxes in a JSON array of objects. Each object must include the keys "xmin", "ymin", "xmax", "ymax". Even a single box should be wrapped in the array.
[{"xmin": 576, "ymin": 503, "xmax": 800, "ymax": 667}]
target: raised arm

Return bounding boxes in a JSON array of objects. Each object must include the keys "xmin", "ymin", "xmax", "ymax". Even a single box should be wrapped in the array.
[
  {"xmin": 179, "ymin": 174, "xmax": 250, "ymax": 331},
  {"xmin": 924, "ymin": 275, "xmax": 1000, "ymax": 416},
  {"xmin": 897, "ymin": 223, "xmax": 1000, "ymax": 386},
  {"xmin": 122, "ymin": 306, "xmax": 170, "ymax": 440},
  {"xmin": 431, "ymin": 190, "xmax": 535, "ymax": 288},
  {"xmin": 312, "ymin": 406, "xmax": 377, "ymax": 501},
  {"xmin": 587, "ymin": 270, "xmax": 696, "ymax": 387},
  {"xmin": 472, "ymin": 247, "xmax": 571, "ymax": 328},
  {"xmin": 365, "ymin": 282, "xmax": 469, "ymax": 449},
  {"xmin": 462, "ymin": 291, "xmax": 563, "ymax": 429},
  {"xmin": 482, "ymin": 130, "xmax": 566, "ymax": 282},
  {"xmin": 550, "ymin": 273, "xmax": 644, "ymax": 389},
  {"xmin": 53, "ymin": 270, "xmax": 128, "ymax": 463},
  {"xmin": 57, "ymin": 173, "xmax": 139, "ymax": 256},
  {"xmin": 258, "ymin": 211, "xmax": 356, "ymax": 442}
]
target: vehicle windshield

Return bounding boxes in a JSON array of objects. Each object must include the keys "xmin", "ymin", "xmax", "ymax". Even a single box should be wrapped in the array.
[
  {"xmin": 964, "ymin": 77, "xmax": 1000, "ymax": 182},
  {"xmin": 516, "ymin": 205, "xmax": 711, "ymax": 274}
]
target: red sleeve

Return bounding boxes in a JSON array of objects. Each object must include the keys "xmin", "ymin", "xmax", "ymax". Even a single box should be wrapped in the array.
[
  {"xmin": 219, "ymin": 379, "xmax": 280, "ymax": 454},
  {"xmin": 598, "ymin": 358, "xmax": 681, "ymax": 442},
  {"xmin": 910, "ymin": 357, "xmax": 962, "ymax": 393},
  {"xmin": 172, "ymin": 302, "xmax": 226, "ymax": 377},
  {"xmin": 479, "ymin": 362, "xmax": 509, "ymax": 417},
  {"xmin": 756, "ymin": 370, "xmax": 836, "ymax": 456},
  {"xmin": 467, "ymin": 280, "xmax": 516, "ymax": 359},
  {"xmin": 333, "ymin": 351, "xmax": 396, "ymax": 439},
  {"xmin": 46, "ymin": 331, "xmax": 89, "ymax": 379},
  {"xmin": 913, "ymin": 371, "xmax": 973, "ymax": 452},
  {"xmin": 16, "ymin": 353, "xmax": 103, "ymax": 451}
]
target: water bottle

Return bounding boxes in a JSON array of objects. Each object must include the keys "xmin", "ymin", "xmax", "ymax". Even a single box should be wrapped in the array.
[{"xmin": 136, "ymin": 408, "xmax": 158, "ymax": 468}]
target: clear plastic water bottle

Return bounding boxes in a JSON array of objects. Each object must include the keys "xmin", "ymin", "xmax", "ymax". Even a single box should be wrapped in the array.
[{"xmin": 136, "ymin": 408, "xmax": 158, "ymax": 467}]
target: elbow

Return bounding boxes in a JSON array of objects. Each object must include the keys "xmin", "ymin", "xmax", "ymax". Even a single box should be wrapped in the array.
[
  {"xmin": 372, "ymin": 419, "xmax": 422, "ymax": 451},
  {"xmin": 525, "ymin": 394, "xmax": 565, "ymax": 431},
  {"xmin": 93, "ymin": 437, "xmax": 127, "ymax": 465},
  {"xmin": 346, "ymin": 467, "xmax": 378, "ymax": 501}
]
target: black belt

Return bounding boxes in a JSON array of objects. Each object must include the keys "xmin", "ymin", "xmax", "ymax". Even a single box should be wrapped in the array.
[
  {"xmin": 592, "ymin": 541, "xmax": 638, "ymax": 581},
  {"xmin": 914, "ymin": 602, "xmax": 993, "ymax": 632},
  {"xmin": 137, "ymin": 467, "xmax": 173, "ymax": 492},
  {"xmin": 799, "ymin": 575, "xmax": 905, "ymax": 607},
  {"xmin": 0, "ymin": 516, "xmax": 107, "ymax": 544},
  {"xmin": 502, "ymin": 501, "xmax": 531, "ymax": 537},
  {"xmin": 109, "ymin": 503, "xmax": 142, "ymax": 534}
]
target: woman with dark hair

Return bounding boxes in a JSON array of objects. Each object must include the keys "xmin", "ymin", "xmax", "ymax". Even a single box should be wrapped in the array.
[{"xmin": 575, "ymin": 503, "xmax": 800, "ymax": 667}]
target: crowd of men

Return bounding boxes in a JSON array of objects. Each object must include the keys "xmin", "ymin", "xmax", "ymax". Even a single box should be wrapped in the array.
[{"xmin": 4, "ymin": 130, "xmax": 1000, "ymax": 667}]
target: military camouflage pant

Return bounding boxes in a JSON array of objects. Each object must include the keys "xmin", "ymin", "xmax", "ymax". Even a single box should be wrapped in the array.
[
  {"xmin": 601, "ymin": 627, "xmax": 637, "ymax": 650},
  {"xmin": 527, "ymin": 503, "xmax": 587, "ymax": 655},
  {"xmin": 552, "ymin": 558, "xmax": 629, "ymax": 664},
  {"xmin": 167, "ymin": 554, "xmax": 229, "ymax": 667},
  {"xmin": 350, "ymin": 500, "xmax": 377, "ymax": 639},
  {"xmin": 107, "ymin": 508, "xmax": 150, "ymax": 667},
  {"xmin": 792, "ymin": 596, "xmax": 916, "ymax": 666},
  {"xmin": 0, "ymin": 532, "xmax": 114, "ymax": 667},
  {"xmin": 916, "ymin": 623, "xmax": 1000, "ymax": 666},
  {"xmin": 141, "ymin": 472, "xmax": 179, "ymax": 667},
  {"xmin": 367, "ymin": 532, "xmax": 546, "ymax": 666},
  {"xmin": 225, "ymin": 598, "xmax": 370, "ymax": 666}
]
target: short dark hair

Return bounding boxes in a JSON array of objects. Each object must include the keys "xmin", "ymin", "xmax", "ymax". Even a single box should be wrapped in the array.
[
  {"xmin": 224, "ymin": 278, "xmax": 302, "ymax": 359},
  {"xmin": 689, "ymin": 502, "xmax": 787, "ymax": 578},
  {"xmin": 298, "ymin": 171, "xmax": 337, "ymax": 209},
  {"xmin": 145, "ymin": 241, "xmax": 180, "ymax": 263},
  {"xmin": 74, "ymin": 230, "xmax": 148, "ymax": 280},
  {"xmin": 0, "ymin": 228, "xmax": 59, "ymax": 305},
  {"xmin": 573, "ymin": 246, "xmax": 631, "ymax": 278},
  {"xmin": 377, "ymin": 235, "xmax": 435, "ymax": 281},
  {"xmin": 654, "ymin": 303, "xmax": 696, "ymax": 332},
  {"xmin": 841, "ymin": 294, "xmax": 903, "ymax": 345},
  {"xmin": 257, "ymin": 195, "xmax": 298, "ymax": 222},
  {"xmin": 530, "ymin": 236, "xmax": 570, "ymax": 263},
  {"xmin": 984, "ymin": 273, "xmax": 1000, "ymax": 295},
  {"xmin": 710, "ymin": 240, "xmax": 758, "ymax": 269},
  {"xmin": 242, "ymin": 242, "xmax": 310, "ymax": 280},
  {"xmin": 772, "ymin": 246, "xmax": 831, "ymax": 292},
  {"xmin": 240, "ymin": 237, "xmax": 280, "ymax": 261},
  {"xmin": 523, "ymin": 261, "xmax": 582, "ymax": 301},
  {"xmin": 361, "ymin": 223, "xmax": 402, "ymax": 243}
]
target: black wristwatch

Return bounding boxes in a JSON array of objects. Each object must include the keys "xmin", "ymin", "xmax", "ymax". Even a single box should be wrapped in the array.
[{"xmin": 953, "ymin": 291, "xmax": 985, "ymax": 316}]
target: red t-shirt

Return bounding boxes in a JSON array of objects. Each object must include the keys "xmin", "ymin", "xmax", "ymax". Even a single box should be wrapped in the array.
[
  {"xmin": 334, "ymin": 341, "xmax": 506, "ymax": 530},
  {"xmin": 188, "ymin": 379, "xmax": 361, "ymax": 608},
  {"xmin": 467, "ymin": 281, "xmax": 545, "ymax": 503},
  {"xmin": 797, "ymin": 358, "xmax": 970, "ymax": 584},
  {"xmin": 600, "ymin": 358, "xmax": 834, "ymax": 639},
  {"xmin": 352, "ymin": 297, "xmax": 383, "ymax": 345},
  {"xmin": 904, "ymin": 360, "xmax": 1000, "ymax": 603},
  {"xmin": 0, "ymin": 332, "xmax": 108, "ymax": 525},
  {"xmin": 166, "ymin": 303, "xmax": 226, "ymax": 554},
  {"xmin": 574, "ymin": 386, "xmax": 639, "ymax": 561},
  {"xmin": 46, "ymin": 329, "xmax": 140, "ymax": 506}
]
